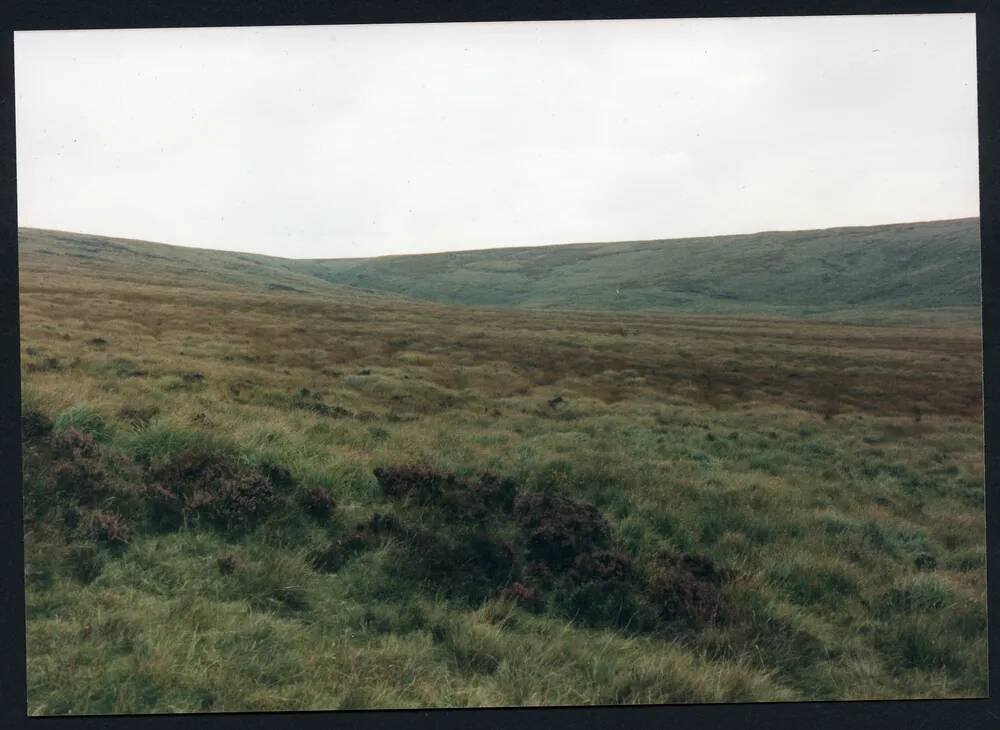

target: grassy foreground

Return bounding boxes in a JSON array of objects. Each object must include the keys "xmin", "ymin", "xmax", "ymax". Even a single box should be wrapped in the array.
[{"xmin": 20, "ymin": 230, "xmax": 986, "ymax": 713}]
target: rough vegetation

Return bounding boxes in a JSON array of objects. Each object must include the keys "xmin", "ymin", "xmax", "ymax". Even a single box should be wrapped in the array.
[
  {"xmin": 18, "ymin": 225, "xmax": 986, "ymax": 714},
  {"xmin": 286, "ymin": 218, "xmax": 982, "ymax": 322},
  {"xmin": 143, "ymin": 450, "xmax": 293, "ymax": 532},
  {"xmin": 18, "ymin": 218, "xmax": 982, "ymax": 325}
]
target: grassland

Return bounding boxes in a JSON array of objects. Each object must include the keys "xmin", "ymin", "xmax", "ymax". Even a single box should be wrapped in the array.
[
  {"xmin": 301, "ymin": 218, "xmax": 982, "ymax": 322},
  {"xmin": 18, "ymin": 226, "xmax": 986, "ymax": 714},
  {"xmin": 20, "ymin": 218, "xmax": 983, "ymax": 325}
]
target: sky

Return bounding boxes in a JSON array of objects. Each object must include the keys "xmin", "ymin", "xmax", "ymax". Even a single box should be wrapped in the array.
[{"xmin": 14, "ymin": 14, "xmax": 979, "ymax": 259}]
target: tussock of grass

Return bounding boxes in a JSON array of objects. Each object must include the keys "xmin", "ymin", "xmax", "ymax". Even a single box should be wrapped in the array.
[{"xmin": 53, "ymin": 405, "xmax": 112, "ymax": 442}]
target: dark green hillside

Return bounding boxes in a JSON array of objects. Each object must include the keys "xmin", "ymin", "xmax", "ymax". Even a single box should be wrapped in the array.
[
  {"xmin": 19, "ymin": 218, "xmax": 981, "ymax": 324},
  {"xmin": 301, "ymin": 218, "xmax": 981, "ymax": 322}
]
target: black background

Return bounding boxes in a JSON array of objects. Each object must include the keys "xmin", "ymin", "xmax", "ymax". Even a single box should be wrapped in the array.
[{"xmin": 0, "ymin": 2, "xmax": 997, "ymax": 728}]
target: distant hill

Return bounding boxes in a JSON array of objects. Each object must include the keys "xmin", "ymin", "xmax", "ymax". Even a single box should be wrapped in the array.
[
  {"xmin": 299, "ymin": 218, "xmax": 982, "ymax": 322},
  {"xmin": 18, "ymin": 227, "xmax": 329, "ymax": 294},
  {"xmin": 18, "ymin": 218, "xmax": 982, "ymax": 324}
]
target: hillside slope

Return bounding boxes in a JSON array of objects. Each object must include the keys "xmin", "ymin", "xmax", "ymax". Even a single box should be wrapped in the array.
[
  {"xmin": 16, "ymin": 227, "xmax": 374, "ymax": 300},
  {"xmin": 301, "ymin": 218, "xmax": 982, "ymax": 321},
  {"xmin": 18, "ymin": 218, "xmax": 982, "ymax": 324}
]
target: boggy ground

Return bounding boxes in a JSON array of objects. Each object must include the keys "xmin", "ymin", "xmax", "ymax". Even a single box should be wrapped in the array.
[{"xmin": 19, "ymin": 255, "xmax": 986, "ymax": 713}]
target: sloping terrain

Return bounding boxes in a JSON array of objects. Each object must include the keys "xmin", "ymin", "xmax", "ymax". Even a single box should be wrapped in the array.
[
  {"xmin": 17, "ymin": 227, "xmax": 371, "ymax": 300},
  {"xmin": 19, "ymin": 218, "xmax": 982, "ymax": 324},
  {"xmin": 301, "ymin": 218, "xmax": 982, "ymax": 321}
]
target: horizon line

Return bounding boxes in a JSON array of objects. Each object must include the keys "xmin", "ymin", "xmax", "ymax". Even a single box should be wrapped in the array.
[{"xmin": 17, "ymin": 214, "xmax": 981, "ymax": 262}]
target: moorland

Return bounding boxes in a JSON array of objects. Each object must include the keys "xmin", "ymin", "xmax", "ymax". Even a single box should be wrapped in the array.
[{"xmin": 18, "ymin": 219, "xmax": 986, "ymax": 713}]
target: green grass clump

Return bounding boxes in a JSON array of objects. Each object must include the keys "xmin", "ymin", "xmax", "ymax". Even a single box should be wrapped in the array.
[{"xmin": 53, "ymin": 405, "xmax": 112, "ymax": 442}]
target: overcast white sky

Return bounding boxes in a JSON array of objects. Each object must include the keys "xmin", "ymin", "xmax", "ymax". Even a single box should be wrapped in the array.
[{"xmin": 14, "ymin": 14, "xmax": 979, "ymax": 259}]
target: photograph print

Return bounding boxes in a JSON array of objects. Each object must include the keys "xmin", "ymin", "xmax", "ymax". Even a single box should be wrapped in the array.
[{"xmin": 14, "ymin": 13, "xmax": 986, "ymax": 715}]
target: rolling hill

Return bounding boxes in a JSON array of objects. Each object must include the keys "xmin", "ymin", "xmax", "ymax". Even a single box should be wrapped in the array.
[
  {"xmin": 301, "ymin": 218, "xmax": 982, "ymax": 322},
  {"xmin": 18, "ymin": 217, "xmax": 982, "ymax": 324}
]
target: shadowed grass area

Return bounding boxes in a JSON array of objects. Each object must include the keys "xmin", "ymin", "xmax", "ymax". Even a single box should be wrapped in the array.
[{"xmin": 19, "ymin": 227, "xmax": 985, "ymax": 713}]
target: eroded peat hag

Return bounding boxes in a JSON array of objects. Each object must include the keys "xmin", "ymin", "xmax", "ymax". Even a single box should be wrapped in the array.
[{"xmin": 18, "ymin": 229, "xmax": 985, "ymax": 712}]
